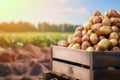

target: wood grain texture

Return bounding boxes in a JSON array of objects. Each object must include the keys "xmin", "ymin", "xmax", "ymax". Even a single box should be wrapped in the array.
[
  {"xmin": 52, "ymin": 46, "xmax": 91, "ymax": 66},
  {"xmin": 93, "ymin": 51, "xmax": 120, "ymax": 67},
  {"xmin": 94, "ymin": 70, "xmax": 120, "ymax": 80},
  {"xmin": 52, "ymin": 60, "xmax": 91, "ymax": 80}
]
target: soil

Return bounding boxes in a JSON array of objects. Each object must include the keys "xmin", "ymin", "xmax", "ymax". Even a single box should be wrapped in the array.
[{"xmin": 0, "ymin": 44, "xmax": 51, "ymax": 80}]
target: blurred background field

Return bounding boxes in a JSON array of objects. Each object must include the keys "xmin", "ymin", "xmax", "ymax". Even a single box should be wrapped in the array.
[{"xmin": 0, "ymin": 32, "xmax": 73, "ymax": 47}]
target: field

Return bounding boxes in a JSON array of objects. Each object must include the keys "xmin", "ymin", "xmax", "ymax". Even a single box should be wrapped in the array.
[
  {"xmin": 0, "ymin": 32, "xmax": 73, "ymax": 48},
  {"xmin": 0, "ymin": 32, "xmax": 73, "ymax": 80}
]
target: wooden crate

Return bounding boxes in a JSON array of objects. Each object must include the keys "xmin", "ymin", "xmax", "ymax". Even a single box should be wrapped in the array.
[
  {"xmin": 44, "ymin": 72, "xmax": 78, "ymax": 80},
  {"xmin": 52, "ymin": 46, "xmax": 120, "ymax": 80}
]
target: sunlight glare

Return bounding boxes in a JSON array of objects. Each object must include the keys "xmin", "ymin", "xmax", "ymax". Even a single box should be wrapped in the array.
[{"xmin": 0, "ymin": 0, "xmax": 7, "ymax": 5}]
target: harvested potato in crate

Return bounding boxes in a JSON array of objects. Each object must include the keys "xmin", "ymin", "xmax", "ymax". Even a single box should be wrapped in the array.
[
  {"xmin": 58, "ymin": 9, "xmax": 120, "ymax": 51},
  {"xmin": 55, "ymin": 9, "xmax": 120, "ymax": 80},
  {"xmin": 52, "ymin": 46, "xmax": 120, "ymax": 80}
]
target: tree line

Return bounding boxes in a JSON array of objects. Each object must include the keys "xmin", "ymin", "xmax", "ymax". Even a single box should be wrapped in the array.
[{"xmin": 0, "ymin": 21, "xmax": 79, "ymax": 32}]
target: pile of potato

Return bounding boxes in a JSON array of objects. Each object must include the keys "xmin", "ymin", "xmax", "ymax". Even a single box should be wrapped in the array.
[{"xmin": 58, "ymin": 9, "xmax": 120, "ymax": 51}]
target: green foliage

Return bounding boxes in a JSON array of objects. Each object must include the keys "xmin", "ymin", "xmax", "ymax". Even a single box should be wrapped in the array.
[
  {"xmin": 38, "ymin": 22, "xmax": 78, "ymax": 32},
  {"xmin": 0, "ymin": 32, "xmax": 72, "ymax": 47},
  {"xmin": 0, "ymin": 21, "xmax": 79, "ymax": 32}
]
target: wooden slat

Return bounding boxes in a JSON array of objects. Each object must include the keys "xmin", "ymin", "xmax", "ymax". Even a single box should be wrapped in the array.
[
  {"xmin": 52, "ymin": 60, "xmax": 91, "ymax": 80},
  {"xmin": 52, "ymin": 46, "xmax": 91, "ymax": 66},
  {"xmin": 44, "ymin": 73, "xmax": 68, "ymax": 80},
  {"xmin": 93, "ymin": 51, "xmax": 120, "ymax": 67},
  {"xmin": 94, "ymin": 70, "xmax": 120, "ymax": 80}
]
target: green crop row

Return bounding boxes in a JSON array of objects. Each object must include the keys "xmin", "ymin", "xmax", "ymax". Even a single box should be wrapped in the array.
[{"xmin": 0, "ymin": 32, "xmax": 72, "ymax": 47}]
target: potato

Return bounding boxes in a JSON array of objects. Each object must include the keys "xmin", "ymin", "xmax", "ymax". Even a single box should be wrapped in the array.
[
  {"xmin": 119, "ymin": 39, "xmax": 120, "ymax": 47},
  {"xmin": 111, "ymin": 47, "xmax": 120, "ymax": 51},
  {"xmin": 81, "ymin": 41, "xmax": 91, "ymax": 50},
  {"xmin": 93, "ymin": 10, "xmax": 101, "ymax": 16},
  {"xmin": 68, "ymin": 43, "xmax": 74, "ymax": 48},
  {"xmin": 118, "ymin": 11, "xmax": 120, "ymax": 17},
  {"xmin": 109, "ymin": 39, "xmax": 118, "ymax": 47},
  {"xmin": 95, "ymin": 46, "xmax": 102, "ymax": 51},
  {"xmin": 86, "ymin": 47, "xmax": 95, "ymax": 51},
  {"xmin": 93, "ymin": 16, "xmax": 102, "ymax": 24},
  {"xmin": 110, "ymin": 17, "xmax": 120, "ymax": 27},
  {"xmin": 107, "ymin": 67, "xmax": 116, "ymax": 71},
  {"xmin": 87, "ymin": 30, "xmax": 93, "ymax": 36},
  {"xmin": 104, "ymin": 10, "xmax": 109, "ymax": 17},
  {"xmin": 102, "ymin": 18, "xmax": 111, "ymax": 26},
  {"xmin": 71, "ymin": 43, "xmax": 81, "ymax": 49},
  {"xmin": 82, "ymin": 35, "xmax": 90, "ymax": 42},
  {"xmin": 75, "ymin": 26, "xmax": 84, "ymax": 32},
  {"xmin": 99, "ymin": 36, "xmax": 106, "ymax": 41},
  {"xmin": 90, "ymin": 33, "xmax": 99, "ymax": 45},
  {"xmin": 89, "ymin": 16, "xmax": 94, "ymax": 23},
  {"xmin": 111, "ymin": 26, "xmax": 120, "ymax": 32},
  {"xmin": 82, "ymin": 30, "xmax": 87, "ymax": 36},
  {"xmin": 119, "ymin": 32, "xmax": 120, "ymax": 37},
  {"xmin": 83, "ymin": 21, "xmax": 92, "ymax": 31},
  {"xmin": 103, "ymin": 16, "xmax": 109, "ymax": 19},
  {"xmin": 97, "ymin": 39, "xmax": 110, "ymax": 50},
  {"xmin": 91, "ymin": 23, "xmax": 102, "ymax": 35},
  {"xmin": 109, "ymin": 9, "xmax": 119, "ymax": 18},
  {"xmin": 72, "ymin": 37, "xmax": 82, "ymax": 44},
  {"xmin": 67, "ymin": 35, "xmax": 73, "ymax": 44},
  {"xmin": 57, "ymin": 40, "xmax": 69, "ymax": 47},
  {"xmin": 100, "ymin": 26, "xmax": 112, "ymax": 35},
  {"xmin": 73, "ymin": 31, "xmax": 82, "ymax": 38},
  {"xmin": 109, "ymin": 32, "xmax": 119, "ymax": 40}
]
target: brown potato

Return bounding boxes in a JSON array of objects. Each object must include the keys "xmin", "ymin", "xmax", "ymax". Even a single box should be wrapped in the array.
[
  {"xmin": 72, "ymin": 37, "xmax": 82, "ymax": 44},
  {"xmin": 109, "ymin": 39, "xmax": 118, "ymax": 47},
  {"xmin": 103, "ymin": 16, "xmax": 109, "ymax": 19},
  {"xmin": 110, "ymin": 17, "xmax": 120, "ymax": 27},
  {"xmin": 119, "ymin": 32, "xmax": 120, "ymax": 37},
  {"xmin": 82, "ymin": 41, "xmax": 91, "ymax": 50},
  {"xmin": 75, "ymin": 26, "xmax": 84, "ymax": 32},
  {"xmin": 109, "ymin": 32, "xmax": 119, "ymax": 40},
  {"xmin": 93, "ymin": 16, "xmax": 102, "ymax": 24},
  {"xmin": 111, "ymin": 47, "xmax": 120, "ymax": 51},
  {"xmin": 86, "ymin": 47, "xmax": 95, "ymax": 51},
  {"xmin": 119, "ymin": 39, "xmax": 120, "ymax": 47},
  {"xmin": 118, "ymin": 11, "xmax": 120, "ymax": 17},
  {"xmin": 82, "ymin": 29, "xmax": 87, "ymax": 36},
  {"xmin": 82, "ymin": 35, "xmax": 90, "ymax": 42},
  {"xmin": 99, "ymin": 36, "xmax": 106, "ymax": 41},
  {"xmin": 71, "ymin": 43, "xmax": 81, "ymax": 49},
  {"xmin": 95, "ymin": 46, "xmax": 103, "ymax": 51},
  {"xmin": 83, "ymin": 21, "xmax": 92, "ymax": 31},
  {"xmin": 90, "ymin": 33, "xmax": 99, "ymax": 45},
  {"xmin": 87, "ymin": 30, "xmax": 93, "ymax": 36},
  {"xmin": 93, "ymin": 10, "xmax": 101, "ymax": 16},
  {"xmin": 102, "ymin": 18, "xmax": 111, "ymax": 26},
  {"xmin": 107, "ymin": 67, "xmax": 116, "ymax": 71},
  {"xmin": 109, "ymin": 9, "xmax": 119, "ymax": 18},
  {"xmin": 67, "ymin": 35, "xmax": 73, "ymax": 44},
  {"xmin": 73, "ymin": 31, "xmax": 82, "ymax": 38},
  {"xmin": 111, "ymin": 26, "xmax": 120, "ymax": 32},
  {"xmin": 97, "ymin": 39, "xmax": 110, "ymax": 50},
  {"xmin": 92, "ymin": 23, "xmax": 102, "ymax": 31},
  {"xmin": 91, "ymin": 23, "xmax": 102, "ymax": 35},
  {"xmin": 68, "ymin": 43, "xmax": 74, "ymax": 48},
  {"xmin": 100, "ymin": 26, "xmax": 112, "ymax": 35},
  {"xmin": 89, "ymin": 16, "xmax": 94, "ymax": 23},
  {"xmin": 104, "ymin": 10, "xmax": 109, "ymax": 17},
  {"xmin": 57, "ymin": 40, "xmax": 69, "ymax": 47}
]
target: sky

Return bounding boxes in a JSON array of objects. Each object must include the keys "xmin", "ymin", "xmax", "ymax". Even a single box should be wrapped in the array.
[{"xmin": 0, "ymin": 0, "xmax": 120, "ymax": 26}]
